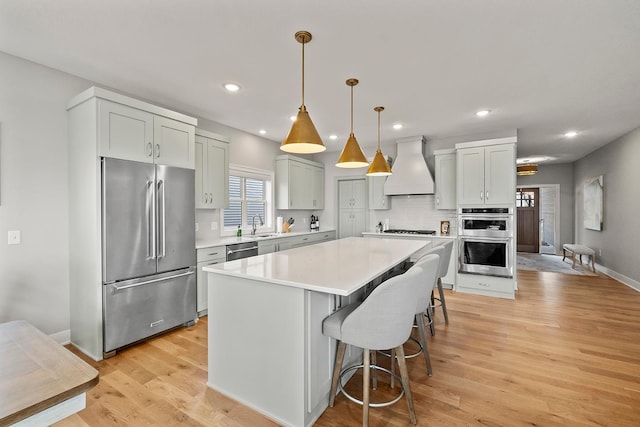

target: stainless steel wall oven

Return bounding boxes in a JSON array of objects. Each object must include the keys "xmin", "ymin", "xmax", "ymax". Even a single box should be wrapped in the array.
[{"xmin": 458, "ymin": 208, "xmax": 514, "ymax": 278}]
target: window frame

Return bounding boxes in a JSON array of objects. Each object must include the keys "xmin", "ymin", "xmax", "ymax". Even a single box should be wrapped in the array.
[{"xmin": 220, "ymin": 164, "xmax": 274, "ymax": 237}]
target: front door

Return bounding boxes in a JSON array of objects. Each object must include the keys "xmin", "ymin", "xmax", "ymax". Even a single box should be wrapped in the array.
[{"xmin": 516, "ymin": 188, "xmax": 539, "ymax": 253}]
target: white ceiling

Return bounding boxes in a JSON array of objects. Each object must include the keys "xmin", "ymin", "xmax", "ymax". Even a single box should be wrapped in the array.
[{"xmin": 2, "ymin": 0, "xmax": 640, "ymax": 164}]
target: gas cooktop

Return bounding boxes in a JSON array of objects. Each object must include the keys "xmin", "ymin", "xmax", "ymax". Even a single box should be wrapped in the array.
[{"xmin": 383, "ymin": 229, "xmax": 436, "ymax": 235}]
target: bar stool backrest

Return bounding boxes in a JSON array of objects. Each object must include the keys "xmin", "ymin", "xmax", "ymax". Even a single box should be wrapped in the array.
[
  {"xmin": 341, "ymin": 255, "xmax": 438, "ymax": 351},
  {"xmin": 411, "ymin": 249, "xmax": 444, "ymax": 313},
  {"xmin": 435, "ymin": 240, "xmax": 454, "ymax": 278}
]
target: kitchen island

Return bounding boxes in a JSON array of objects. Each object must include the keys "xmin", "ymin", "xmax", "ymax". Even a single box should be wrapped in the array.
[{"xmin": 204, "ymin": 237, "xmax": 428, "ymax": 427}]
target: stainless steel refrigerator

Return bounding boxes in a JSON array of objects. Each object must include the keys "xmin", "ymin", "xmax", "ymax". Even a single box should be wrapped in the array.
[{"xmin": 101, "ymin": 157, "xmax": 196, "ymax": 355}]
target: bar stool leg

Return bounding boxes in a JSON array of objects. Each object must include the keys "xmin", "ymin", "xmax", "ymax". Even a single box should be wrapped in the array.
[
  {"xmin": 371, "ymin": 350, "xmax": 378, "ymax": 390},
  {"xmin": 363, "ymin": 348, "xmax": 370, "ymax": 427},
  {"xmin": 390, "ymin": 348, "xmax": 396, "ymax": 388},
  {"xmin": 329, "ymin": 341, "xmax": 346, "ymax": 407},
  {"xmin": 415, "ymin": 313, "xmax": 433, "ymax": 376},
  {"xmin": 395, "ymin": 345, "xmax": 417, "ymax": 425},
  {"xmin": 437, "ymin": 278, "xmax": 449, "ymax": 324}
]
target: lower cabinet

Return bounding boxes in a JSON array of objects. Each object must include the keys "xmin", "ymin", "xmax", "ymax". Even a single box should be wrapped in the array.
[
  {"xmin": 196, "ymin": 245, "xmax": 226, "ymax": 316},
  {"xmin": 456, "ymin": 272, "xmax": 515, "ymax": 299},
  {"xmin": 259, "ymin": 231, "xmax": 336, "ymax": 253}
]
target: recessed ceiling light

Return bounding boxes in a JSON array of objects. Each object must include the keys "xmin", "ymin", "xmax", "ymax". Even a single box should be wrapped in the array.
[
  {"xmin": 259, "ymin": 129, "xmax": 267, "ymax": 135},
  {"xmin": 393, "ymin": 123, "xmax": 403, "ymax": 130},
  {"xmin": 476, "ymin": 110, "xmax": 490, "ymax": 117},
  {"xmin": 565, "ymin": 131, "xmax": 578, "ymax": 138},
  {"xmin": 223, "ymin": 83, "xmax": 240, "ymax": 92},
  {"xmin": 329, "ymin": 134, "xmax": 338, "ymax": 140}
]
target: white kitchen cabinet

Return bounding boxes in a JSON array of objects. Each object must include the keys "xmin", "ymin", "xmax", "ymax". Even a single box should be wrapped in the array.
[
  {"xmin": 196, "ymin": 245, "xmax": 226, "ymax": 316},
  {"xmin": 434, "ymin": 149, "xmax": 456, "ymax": 210},
  {"xmin": 67, "ymin": 86, "xmax": 198, "ymax": 361},
  {"xmin": 456, "ymin": 272, "xmax": 515, "ymax": 299},
  {"xmin": 195, "ymin": 130, "xmax": 230, "ymax": 209},
  {"xmin": 339, "ymin": 179, "xmax": 366, "ymax": 209},
  {"xmin": 312, "ymin": 165, "xmax": 325, "ymax": 209},
  {"xmin": 368, "ymin": 176, "xmax": 391, "ymax": 210},
  {"xmin": 339, "ymin": 179, "xmax": 366, "ymax": 239},
  {"xmin": 339, "ymin": 210, "xmax": 366, "ymax": 239},
  {"xmin": 275, "ymin": 155, "xmax": 325, "ymax": 210},
  {"xmin": 98, "ymin": 98, "xmax": 195, "ymax": 168},
  {"xmin": 457, "ymin": 139, "xmax": 515, "ymax": 207},
  {"xmin": 258, "ymin": 231, "xmax": 336, "ymax": 254}
]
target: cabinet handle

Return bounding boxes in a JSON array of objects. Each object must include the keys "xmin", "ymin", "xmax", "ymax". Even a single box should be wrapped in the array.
[
  {"xmin": 208, "ymin": 252, "xmax": 219, "ymax": 256},
  {"xmin": 436, "ymin": 196, "xmax": 440, "ymax": 206},
  {"xmin": 155, "ymin": 143, "xmax": 160, "ymax": 158},
  {"xmin": 486, "ymin": 191, "xmax": 489, "ymax": 200},
  {"xmin": 480, "ymin": 191, "xmax": 483, "ymax": 200},
  {"xmin": 147, "ymin": 142, "xmax": 153, "ymax": 157}
]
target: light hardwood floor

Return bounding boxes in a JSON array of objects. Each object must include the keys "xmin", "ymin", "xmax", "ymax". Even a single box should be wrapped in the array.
[{"xmin": 57, "ymin": 270, "xmax": 640, "ymax": 426}]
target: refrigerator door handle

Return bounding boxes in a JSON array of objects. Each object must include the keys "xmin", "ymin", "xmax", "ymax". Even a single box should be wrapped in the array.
[
  {"xmin": 158, "ymin": 179, "xmax": 166, "ymax": 258},
  {"xmin": 147, "ymin": 179, "xmax": 156, "ymax": 259},
  {"xmin": 110, "ymin": 270, "xmax": 195, "ymax": 292}
]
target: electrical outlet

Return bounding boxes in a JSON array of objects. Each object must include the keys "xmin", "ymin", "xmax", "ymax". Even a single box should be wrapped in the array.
[
  {"xmin": 599, "ymin": 248, "xmax": 602, "ymax": 257},
  {"xmin": 211, "ymin": 222, "xmax": 218, "ymax": 230},
  {"xmin": 195, "ymin": 223, "xmax": 199, "ymax": 232},
  {"xmin": 8, "ymin": 230, "xmax": 21, "ymax": 245}
]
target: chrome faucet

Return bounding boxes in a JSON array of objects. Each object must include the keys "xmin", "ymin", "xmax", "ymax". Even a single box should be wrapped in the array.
[{"xmin": 251, "ymin": 215, "xmax": 264, "ymax": 235}]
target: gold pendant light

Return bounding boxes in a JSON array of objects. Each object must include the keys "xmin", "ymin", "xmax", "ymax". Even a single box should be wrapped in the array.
[
  {"xmin": 336, "ymin": 78, "xmax": 369, "ymax": 168},
  {"xmin": 281, "ymin": 31, "xmax": 326, "ymax": 154},
  {"xmin": 517, "ymin": 164, "xmax": 538, "ymax": 175},
  {"xmin": 366, "ymin": 106, "xmax": 392, "ymax": 176}
]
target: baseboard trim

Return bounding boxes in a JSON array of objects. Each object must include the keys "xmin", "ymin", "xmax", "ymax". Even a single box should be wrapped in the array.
[
  {"xmin": 597, "ymin": 263, "xmax": 640, "ymax": 292},
  {"xmin": 49, "ymin": 329, "xmax": 71, "ymax": 345}
]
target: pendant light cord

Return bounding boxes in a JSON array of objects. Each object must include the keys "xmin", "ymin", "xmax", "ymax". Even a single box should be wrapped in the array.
[
  {"xmin": 350, "ymin": 85, "xmax": 354, "ymax": 134},
  {"xmin": 377, "ymin": 109, "xmax": 381, "ymax": 150},
  {"xmin": 301, "ymin": 39, "xmax": 305, "ymax": 107}
]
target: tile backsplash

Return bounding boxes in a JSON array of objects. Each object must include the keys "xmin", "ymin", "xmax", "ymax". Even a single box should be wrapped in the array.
[{"xmin": 370, "ymin": 195, "xmax": 457, "ymax": 235}]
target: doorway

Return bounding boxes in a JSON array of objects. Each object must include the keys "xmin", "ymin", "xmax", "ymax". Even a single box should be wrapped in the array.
[
  {"xmin": 516, "ymin": 188, "xmax": 539, "ymax": 252},
  {"xmin": 516, "ymin": 185, "xmax": 559, "ymax": 254}
]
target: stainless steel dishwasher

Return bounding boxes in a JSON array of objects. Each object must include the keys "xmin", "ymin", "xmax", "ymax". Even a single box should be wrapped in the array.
[{"xmin": 226, "ymin": 241, "xmax": 259, "ymax": 261}]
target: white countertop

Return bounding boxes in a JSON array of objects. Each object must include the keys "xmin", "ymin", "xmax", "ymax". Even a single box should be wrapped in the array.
[
  {"xmin": 362, "ymin": 231, "xmax": 456, "ymax": 239},
  {"xmin": 203, "ymin": 237, "xmax": 429, "ymax": 296},
  {"xmin": 196, "ymin": 229, "xmax": 337, "ymax": 249}
]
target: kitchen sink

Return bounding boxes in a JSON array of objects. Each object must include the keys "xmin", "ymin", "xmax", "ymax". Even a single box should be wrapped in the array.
[{"xmin": 255, "ymin": 234, "xmax": 278, "ymax": 238}]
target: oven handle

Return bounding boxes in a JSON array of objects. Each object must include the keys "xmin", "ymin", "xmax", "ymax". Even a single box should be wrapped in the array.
[{"xmin": 459, "ymin": 236, "xmax": 511, "ymax": 242}]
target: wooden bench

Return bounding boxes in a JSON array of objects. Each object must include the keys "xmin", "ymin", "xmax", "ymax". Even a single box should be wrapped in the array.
[{"xmin": 562, "ymin": 244, "xmax": 596, "ymax": 272}]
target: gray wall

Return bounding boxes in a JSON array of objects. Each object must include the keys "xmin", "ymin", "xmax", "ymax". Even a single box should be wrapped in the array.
[
  {"xmin": 517, "ymin": 163, "xmax": 575, "ymax": 251},
  {"xmin": 0, "ymin": 52, "xmax": 90, "ymax": 337},
  {"xmin": 574, "ymin": 127, "xmax": 640, "ymax": 283}
]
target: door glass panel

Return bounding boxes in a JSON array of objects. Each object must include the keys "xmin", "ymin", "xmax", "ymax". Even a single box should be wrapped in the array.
[{"xmin": 516, "ymin": 189, "xmax": 536, "ymax": 207}]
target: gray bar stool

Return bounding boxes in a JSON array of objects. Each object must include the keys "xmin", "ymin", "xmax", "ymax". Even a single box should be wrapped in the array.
[
  {"xmin": 430, "ymin": 240, "xmax": 454, "ymax": 328},
  {"xmin": 322, "ymin": 254, "xmax": 440, "ymax": 426},
  {"xmin": 389, "ymin": 252, "xmax": 440, "ymax": 382}
]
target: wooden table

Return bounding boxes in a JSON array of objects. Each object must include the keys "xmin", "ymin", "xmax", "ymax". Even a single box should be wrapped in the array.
[{"xmin": 0, "ymin": 320, "xmax": 99, "ymax": 426}]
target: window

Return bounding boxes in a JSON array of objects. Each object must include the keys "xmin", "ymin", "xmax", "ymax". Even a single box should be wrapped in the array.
[
  {"xmin": 222, "ymin": 165, "xmax": 273, "ymax": 235},
  {"xmin": 516, "ymin": 188, "xmax": 536, "ymax": 207}
]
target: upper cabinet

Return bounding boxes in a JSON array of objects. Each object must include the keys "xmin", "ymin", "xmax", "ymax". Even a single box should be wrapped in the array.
[
  {"xmin": 71, "ymin": 87, "xmax": 197, "ymax": 168},
  {"xmin": 195, "ymin": 129, "xmax": 230, "ymax": 209},
  {"xmin": 275, "ymin": 155, "xmax": 325, "ymax": 210},
  {"xmin": 456, "ymin": 138, "xmax": 516, "ymax": 207},
  {"xmin": 368, "ymin": 176, "xmax": 391, "ymax": 210},
  {"xmin": 339, "ymin": 179, "xmax": 366, "ymax": 209},
  {"xmin": 434, "ymin": 149, "xmax": 456, "ymax": 210}
]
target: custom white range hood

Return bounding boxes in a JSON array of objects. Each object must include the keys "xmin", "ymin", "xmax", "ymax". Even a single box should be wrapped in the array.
[{"xmin": 384, "ymin": 135, "xmax": 435, "ymax": 195}]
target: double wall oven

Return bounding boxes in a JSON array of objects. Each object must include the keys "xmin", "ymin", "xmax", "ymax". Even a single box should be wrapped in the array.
[{"xmin": 458, "ymin": 207, "xmax": 513, "ymax": 278}]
